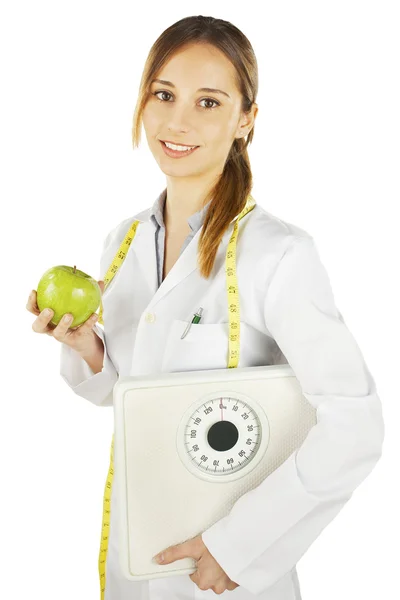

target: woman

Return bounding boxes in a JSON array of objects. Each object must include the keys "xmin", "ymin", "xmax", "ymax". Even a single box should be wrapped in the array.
[{"xmin": 29, "ymin": 15, "xmax": 384, "ymax": 600}]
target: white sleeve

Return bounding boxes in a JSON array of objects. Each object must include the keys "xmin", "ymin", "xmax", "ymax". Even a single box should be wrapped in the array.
[
  {"xmin": 59, "ymin": 324, "xmax": 118, "ymax": 407},
  {"xmin": 59, "ymin": 230, "xmax": 119, "ymax": 408},
  {"xmin": 201, "ymin": 235, "xmax": 385, "ymax": 595}
]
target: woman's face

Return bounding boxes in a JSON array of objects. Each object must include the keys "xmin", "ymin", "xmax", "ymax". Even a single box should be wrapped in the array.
[{"xmin": 142, "ymin": 43, "xmax": 255, "ymax": 178}]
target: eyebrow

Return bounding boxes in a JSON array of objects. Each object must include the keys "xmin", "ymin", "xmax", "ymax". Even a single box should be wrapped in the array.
[{"xmin": 150, "ymin": 79, "xmax": 231, "ymax": 99}]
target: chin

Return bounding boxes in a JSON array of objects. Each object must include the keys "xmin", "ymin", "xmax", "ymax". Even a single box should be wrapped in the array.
[
  {"xmin": 156, "ymin": 157, "xmax": 199, "ymax": 174},
  {"xmin": 160, "ymin": 166, "xmax": 198, "ymax": 177}
]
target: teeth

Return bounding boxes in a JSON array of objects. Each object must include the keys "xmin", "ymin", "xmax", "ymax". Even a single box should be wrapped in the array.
[{"xmin": 164, "ymin": 141, "xmax": 196, "ymax": 151}]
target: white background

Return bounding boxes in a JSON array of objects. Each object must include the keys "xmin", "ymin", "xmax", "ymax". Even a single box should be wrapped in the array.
[{"xmin": 1, "ymin": 1, "xmax": 398, "ymax": 598}]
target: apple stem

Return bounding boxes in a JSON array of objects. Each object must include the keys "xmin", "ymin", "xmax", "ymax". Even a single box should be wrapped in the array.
[{"xmin": 73, "ymin": 265, "xmax": 76, "ymax": 274}]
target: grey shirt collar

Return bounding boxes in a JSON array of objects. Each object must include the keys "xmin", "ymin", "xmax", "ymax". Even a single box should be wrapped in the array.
[{"xmin": 149, "ymin": 188, "xmax": 211, "ymax": 232}]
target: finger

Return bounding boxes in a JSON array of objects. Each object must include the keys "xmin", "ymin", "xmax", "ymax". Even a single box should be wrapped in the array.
[
  {"xmin": 31, "ymin": 307, "xmax": 56, "ymax": 333},
  {"xmin": 53, "ymin": 311, "xmax": 98, "ymax": 340},
  {"xmin": 83, "ymin": 312, "xmax": 99, "ymax": 330},
  {"xmin": 97, "ymin": 280, "xmax": 105, "ymax": 295},
  {"xmin": 71, "ymin": 312, "xmax": 99, "ymax": 334},
  {"xmin": 51, "ymin": 313, "xmax": 77, "ymax": 340},
  {"xmin": 227, "ymin": 579, "xmax": 239, "ymax": 590},
  {"xmin": 189, "ymin": 571, "xmax": 201, "ymax": 587},
  {"xmin": 26, "ymin": 290, "xmax": 40, "ymax": 315}
]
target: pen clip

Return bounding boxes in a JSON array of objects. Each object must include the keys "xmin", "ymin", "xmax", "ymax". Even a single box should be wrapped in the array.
[{"xmin": 181, "ymin": 322, "xmax": 191, "ymax": 339}]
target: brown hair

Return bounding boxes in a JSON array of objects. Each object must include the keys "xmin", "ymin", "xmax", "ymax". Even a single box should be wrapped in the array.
[{"xmin": 131, "ymin": 15, "xmax": 258, "ymax": 279}]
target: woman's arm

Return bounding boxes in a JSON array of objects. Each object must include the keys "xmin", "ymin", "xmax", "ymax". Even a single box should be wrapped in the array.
[
  {"xmin": 59, "ymin": 228, "xmax": 119, "ymax": 407},
  {"xmin": 79, "ymin": 330, "xmax": 105, "ymax": 374}
]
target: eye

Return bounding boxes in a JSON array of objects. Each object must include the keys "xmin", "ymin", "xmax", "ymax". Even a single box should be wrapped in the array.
[
  {"xmin": 152, "ymin": 90, "xmax": 220, "ymax": 111},
  {"xmin": 199, "ymin": 98, "xmax": 220, "ymax": 110}
]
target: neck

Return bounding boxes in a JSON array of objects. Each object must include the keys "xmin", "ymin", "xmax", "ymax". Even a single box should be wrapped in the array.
[{"xmin": 163, "ymin": 172, "xmax": 220, "ymax": 232}]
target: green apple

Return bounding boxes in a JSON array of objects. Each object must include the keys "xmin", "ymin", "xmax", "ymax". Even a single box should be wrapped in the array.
[{"xmin": 36, "ymin": 265, "xmax": 102, "ymax": 328}]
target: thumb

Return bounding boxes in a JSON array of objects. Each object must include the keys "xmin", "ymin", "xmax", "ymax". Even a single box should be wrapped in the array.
[
  {"xmin": 97, "ymin": 280, "xmax": 105, "ymax": 295},
  {"xmin": 154, "ymin": 540, "xmax": 193, "ymax": 565}
]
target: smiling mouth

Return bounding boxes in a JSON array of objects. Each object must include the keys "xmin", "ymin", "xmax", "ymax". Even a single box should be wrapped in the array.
[
  {"xmin": 161, "ymin": 140, "xmax": 199, "ymax": 148},
  {"xmin": 160, "ymin": 140, "xmax": 200, "ymax": 158}
]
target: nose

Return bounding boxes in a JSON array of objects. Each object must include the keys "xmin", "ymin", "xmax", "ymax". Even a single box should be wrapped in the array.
[{"xmin": 165, "ymin": 103, "xmax": 193, "ymax": 133}]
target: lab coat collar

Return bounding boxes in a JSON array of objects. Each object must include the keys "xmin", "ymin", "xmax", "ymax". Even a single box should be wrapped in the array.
[
  {"xmin": 133, "ymin": 189, "xmax": 247, "ymax": 226},
  {"xmin": 130, "ymin": 192, "xmax": 254, "ymax": 311},
  {"xmin": 130, "ymin": 219, "xmax": 211, "ymax": 311}
]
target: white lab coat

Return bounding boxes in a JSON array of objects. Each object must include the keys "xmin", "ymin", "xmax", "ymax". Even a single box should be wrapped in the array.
[{"xmin": 60, "ymin": 201, "xmax": 384, "ymax": 600}]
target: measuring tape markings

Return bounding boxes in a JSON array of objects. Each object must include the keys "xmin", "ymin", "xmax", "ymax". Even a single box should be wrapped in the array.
[{"xmin": 97, "ymin": 195, "xmax": 256, "ymax": 597}]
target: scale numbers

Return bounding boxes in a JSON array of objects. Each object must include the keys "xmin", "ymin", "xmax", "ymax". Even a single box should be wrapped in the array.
[{"xmin": 177, "ymin": 389, "xmax": 270, "ymax": 483}]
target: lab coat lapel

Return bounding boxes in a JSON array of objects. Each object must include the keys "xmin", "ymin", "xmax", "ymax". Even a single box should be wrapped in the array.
[
  {"xmin": 131, "ymin": 201, "xmax": 245, "ymax": 311},
  {"xmin": 132, "ymin": 209, "xmax": 206, "ymax": 310}
]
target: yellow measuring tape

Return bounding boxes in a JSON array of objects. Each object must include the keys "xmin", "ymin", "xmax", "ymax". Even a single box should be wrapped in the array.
[{"xmin": 97, "ymin": 194, "xmax": 256, "ymax": 597}]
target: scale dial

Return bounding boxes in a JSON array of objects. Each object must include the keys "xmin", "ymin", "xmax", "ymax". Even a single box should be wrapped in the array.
[{"xmin": 177, "ymin": 389, "xmax": 270, "ymax": 483}]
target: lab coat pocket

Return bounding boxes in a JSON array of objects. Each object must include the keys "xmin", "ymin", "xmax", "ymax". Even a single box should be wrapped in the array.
[{"xmin": 161, "ymin": 319, "xmax": 270, "ymax": 373}]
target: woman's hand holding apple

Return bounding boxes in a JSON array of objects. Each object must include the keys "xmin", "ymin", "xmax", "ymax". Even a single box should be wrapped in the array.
[{"xmin": 26, "ymin": 281, "xmax": 105, "ymax": 356}]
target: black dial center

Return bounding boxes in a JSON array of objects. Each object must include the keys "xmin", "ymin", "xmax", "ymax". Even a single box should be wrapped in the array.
[{"xmin": 207, "ymin": 420, "xmax": 239, "ymax": 452}]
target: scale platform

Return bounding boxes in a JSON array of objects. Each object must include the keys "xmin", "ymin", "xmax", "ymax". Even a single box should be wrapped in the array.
[{"xmin": 112, "ymin": 364, "xmax": 317, "ymax": 581}]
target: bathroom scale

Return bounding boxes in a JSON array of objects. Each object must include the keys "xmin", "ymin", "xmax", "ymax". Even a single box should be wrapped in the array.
[{"xmin": 112, "ymin": 363, "xmax": 317, "ymax": 581}]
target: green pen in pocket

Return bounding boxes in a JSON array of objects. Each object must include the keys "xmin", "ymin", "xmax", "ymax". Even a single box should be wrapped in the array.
[{"xmin": 181, "ymin": 307, "xmax": 203, "ymax": 339}]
